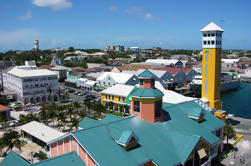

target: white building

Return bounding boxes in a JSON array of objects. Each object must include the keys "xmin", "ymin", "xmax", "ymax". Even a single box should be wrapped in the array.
[
  {"xmin": 221, "ymin": 59, "xmax": 240, "ymax": 64},
  {"xmin": 145, "ymin": 59, "xmax": 184, "ymax": 68},
  {"xmin": 96, "ymin": 72, "xmax": 138, "ymax": 90},
  {"xmin": 3, "ymin": 61, "xmax": 59, "ymax": 105}
]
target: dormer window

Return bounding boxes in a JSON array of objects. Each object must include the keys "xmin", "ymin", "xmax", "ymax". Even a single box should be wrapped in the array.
[{"xmin": 115, "ymin": 130, "xmax": 140, "ymax": 151}]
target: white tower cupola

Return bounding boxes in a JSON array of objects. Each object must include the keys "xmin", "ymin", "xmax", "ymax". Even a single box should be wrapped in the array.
[{"xmin": 200, "ymin": 22, "xmax": 224, "ymax": 49}]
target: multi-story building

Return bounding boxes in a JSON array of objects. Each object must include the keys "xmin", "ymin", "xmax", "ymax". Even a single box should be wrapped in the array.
[
  {"xmin": 201, "ymin": 22, "xmax": 224, "ymax": 110},
  {"xmin": 34, "ymin": 40, "xmax": 39, "ymax": 51},
  {"xmin": 48, "ymin": 70, "xmax": 225, "ymax": 166},
  {"xmin": 2, "ymin": 61, "xmax": 58, "ymax": 105}
]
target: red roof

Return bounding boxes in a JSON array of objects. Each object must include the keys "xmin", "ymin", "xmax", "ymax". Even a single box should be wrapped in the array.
[
  {"xmin": 0, "ymin": 105, "xmax": 10, "ymax": 112},
  {"xmin": 153, "ymin": 67, "xmax": 192, "ymax": 75},
  {"xmin": 39, "ymin": 65, "xmax": 55, "ymax": 69}
]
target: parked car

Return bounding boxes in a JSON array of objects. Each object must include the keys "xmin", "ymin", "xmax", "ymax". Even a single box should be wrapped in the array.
[{"xmin": 68, "ymin": 89, "xmax": 74, "ymax": 93}]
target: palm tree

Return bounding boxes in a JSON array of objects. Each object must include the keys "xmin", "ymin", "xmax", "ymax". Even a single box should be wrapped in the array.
[
  {"xmin": 69, "ymin": 116, "xmax": 80, "ymax": 131},
  {"xmin": 57, "ymin": 111, "xmax": 67, "ymax": 131},
  {"xmin": 0, "ymin": 114, "xmax": 7, "ymax": 131},
  {"xmin": 93, "ymin": 103, "xmax": 105, "ymax": 119},
  {"xmin": 0, "ymin": 138, "xmax": 5, "ymax": 155},
  {"xmin": 73, "ymin": 101, "xmax": 81, "ymax": 114},
  {"xmin": 38, "ymin": 107, "xmax": 48, "ymax": 124},
  {"xmin": 2, "ymin": 131, "xmax": 22, "ymax": 152},
  {"xmin": 83, "ymin": 98, "xmax": 91, "ymax": 116},
  {"xmin": 224, "ymin": 124, "xmax": 236, "ymax": 144}
]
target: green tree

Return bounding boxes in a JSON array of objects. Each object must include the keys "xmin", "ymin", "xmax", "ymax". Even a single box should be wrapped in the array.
[
  {"xmin": 57, "ymin": 110, "xmax": 67, "ymax": 131},
  {"xmin": 224, "ymin": 124, "xmax": 236, "ymax": 144},
  {"xmin": 69, "ymin": 116, "xmax": 80, "ymax": 131},
  {"xmin": 73, "ymin": 102, "xmax": 81, "ymax": 114},
  {"xmin": 83, "ymin": 98, "xmax": 91, "ymax": 116},
  {"xmin": 68, "ymin": 46, "xmax": 75, "ymax": 52},
  {"xmin": 80, "ymin": 59, "xmax": 87, "ymax": 69},
  {"xmin": 0, "ymin": 114, "xmax": 7, "ymax": 131},
  {"xmin": 2, "ymin": 131, "xmax": 22, "ymax": 152}
]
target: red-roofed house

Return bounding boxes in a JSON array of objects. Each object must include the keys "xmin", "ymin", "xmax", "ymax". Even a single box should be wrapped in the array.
[{"xmin": 0, "ymin": 105, "xmax": 11, "ymax": 120}]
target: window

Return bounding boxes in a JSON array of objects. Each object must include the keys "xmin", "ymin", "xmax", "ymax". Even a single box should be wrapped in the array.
[
  {"xmin": 112, "ymin": 96, "xmax": 114, "ymax": 100},
  {"xmin": 205, "ymin": 51, "xmax": 209, "ymax": 62},
  {"xmin": 211, "ymin": 41, "xmax": 215, "ymax": 45},
  {"xmin": 109, "ymin": 95, "xmax": 111, "ymax": 99},
  {"xmin": 108, "ymin": 77, "xmax": 110, "ymax": 80},
  {"xmin": 106, "ymin": 95, "xmax": 108, "ymax": 99},
  {"xmin": 208, "ymin": 41, "xmax": 210, "ymax": 45},
  {"xmin": 203, "ymin": 41, "xmax": 207, "ymax": 45},
  {"xmin": 208, "ymin": 33, "xmax": 211, "ymax": 37},
  {"xmin": 205, "ymin": 64, "xmax": 208, "ymax": 78},
  {"xmin": 134, "ymin": 101, "xmax": 140, "ymax": 112},
  {"xmin": 204, "ymin": 80, "xmax": 208, "ymax": 95},
  {"xmin": 140, "ymin": 80, "xmax": 143, "ymax": 85},
  {"xmin": 151, "ymin": 80, "xmax": 154, "ymax": 87},
  {"xmin": 203, "ymin": 34, "xmax": 206, "ymax": 37},
  {"xmin": 212, "ymin": 33, "xmax": 215, "ymax": 37},
  {"xmin": 119, "ymin": 97, "xmax": 121, "ymax": 101},
  {"xmin": 123, "ymin": 97, "xmax": 125, "ymax": 101},
  {"xmin": 155, "ymin": 100, "xmax": 162, "ymax": 117}
]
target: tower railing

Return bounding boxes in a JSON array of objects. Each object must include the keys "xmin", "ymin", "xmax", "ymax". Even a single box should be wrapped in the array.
[{"xmin": 195, "ymin": 99, "xmax": 216, "ymax": 114}]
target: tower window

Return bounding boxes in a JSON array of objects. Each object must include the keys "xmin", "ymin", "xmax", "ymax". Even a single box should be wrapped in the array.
[
  {"xmin": 155, "ymin": 100, "xmax": 162, "ymax": 117},
  {"xmin": 203, "ymin": 41, "xmax": 207, "ymax": 45},
  {"xmin": 204, "ymin": 80, "xmax": 208, "ymax": 95},
  {"xmin": 140, "ymin": 80, "xmax": 143, "ymax": 85},
  {"xmin": 205, "ymin": 64, "xmax": 208, "ymax": 78},
  {"xmin": 208, "ymin": 41, "xmax": 210, "ymax": 45},
  {"xmin": 211, "ymin": 41, "xmax": 215, "ymax": 45},
  {"xmin": 208, "ymin": 34, "xmax": 211, "ymax": 37},
  {"xmin": 134, "ymin": 101, "xmax": 140, "ymax": 112},
  {"xmin": 203, "ymin": 34, "xmax": 206, "ymax": 37},
  {"xmin": 212, "ymin": 33, "xmax": 215, "ymax": 37}
]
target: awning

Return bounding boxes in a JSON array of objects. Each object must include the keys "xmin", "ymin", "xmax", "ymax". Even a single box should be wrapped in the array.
[{"xmin": 198, "ymin": 148, "xmax": 207, "ymax": 159}]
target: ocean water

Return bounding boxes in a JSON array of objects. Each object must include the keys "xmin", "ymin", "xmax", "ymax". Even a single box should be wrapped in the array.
[{"xmin": 221, "ymin": 82, "xmax": 251, "ymax": 119}]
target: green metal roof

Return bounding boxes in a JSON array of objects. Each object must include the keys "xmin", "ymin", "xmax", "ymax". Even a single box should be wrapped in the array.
[
  {"xmin": 0, "ymin": 151, "xmax": 30, "ymax": 166},
  {"xmin": 131, "ymin": 88, "xmax": 164, "ymax": 98},
  {"xmin": 138, "ymin": 70, "xmax": 157, "ymax": 78},
  {"xmin": 186, "ymin": 107, "xmax": 203, "ymax": 119},
  {"xmin": 33, "ymin": 152, "xmax": 85, "ymax": 166},
  {"xmin": 74, "ymin": 101, "xmax": 225, "ymax": 166},
  {"xmin": 0, "ymin": 151, "xmax": 85, "ymax": 166}
]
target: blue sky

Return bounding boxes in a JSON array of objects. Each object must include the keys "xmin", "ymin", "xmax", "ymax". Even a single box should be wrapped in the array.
[{"xmin": 0, "ymin": 0, "xmax": 250, "ymax": 51}]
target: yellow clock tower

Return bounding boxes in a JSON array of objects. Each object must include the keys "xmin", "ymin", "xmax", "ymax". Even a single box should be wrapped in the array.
[{"xmin": 201, "ymin": 22, "xmax": 224, "ymax": 110}]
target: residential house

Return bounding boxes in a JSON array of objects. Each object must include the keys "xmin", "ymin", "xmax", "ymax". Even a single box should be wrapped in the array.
[
  {"xmin": 50, "ymin": 66, "xmax": 70, "ymax": 81},
  {"xmin": 96, "ymin": 72, "xmax": 138, "ymax": 90}
]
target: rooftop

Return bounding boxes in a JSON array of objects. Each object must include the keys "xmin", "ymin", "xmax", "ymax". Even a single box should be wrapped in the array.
[
  {"xmin": 20, "ymin": 121, "xmax": 65, "ymax": 144},
  {"xmin": 39, "ymin": 65, "xmax": 55, "ymax": 69},
  {"xmin": 6, "ymin": 66, "xmax": 57, "ymax": 78},
  {"xmin": 0, "ymin": 105, "xmax": 10, "ymax": 112},
  {"xmin": 50, "ymin": 65, "xmax": 70, "ymax": 71},
  {"xmin": 101, "ymin": 84, "xmax": 136, "ymax": 97},
  {"xmin": 131, "ymin": 88, "xmax": 164, "ymax": 98},
  {"xmin": 97, "ymin": 72, "xmax": 136, "ymax": 84},
  {"xmin": 138, "ymin": 69, "xmax": 157, "ymax": 78},
  {"xmin": 74, "ymin": 101, "xmax": 225, "ymax": 166},
  {"xmin": 200, "ymin": 22, "xmax": 224, "ymax": 32}
]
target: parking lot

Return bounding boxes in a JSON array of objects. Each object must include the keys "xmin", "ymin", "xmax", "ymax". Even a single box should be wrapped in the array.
[{"xmin": 59, "ymin": 82, "xmax": 100, "ymax": 104}]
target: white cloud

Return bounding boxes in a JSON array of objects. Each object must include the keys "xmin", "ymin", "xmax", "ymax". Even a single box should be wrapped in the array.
[
  {"xmin": 125, "ymin": 7, "xmax": 142, "ymax": 15},
  {"xmin": 31, "ymin": 0, "xmax": 72, "ymax": 10},
  {"xmin": 19, "ymin": 11, "xmax": 32, "ymax": 20},
  {"xmin": 109, "ymin": 6, "xmax": 119, "ymax": 12},
  {"xmin": 145, "ymin": 13, "xmax": 154, "ymax": 20}
]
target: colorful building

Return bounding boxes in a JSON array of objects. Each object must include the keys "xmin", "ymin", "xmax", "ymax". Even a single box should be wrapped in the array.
[
  {"xmin": 48, "ymin": 70, "xmax": 225, "ymax": 166},
  {"xmin": 0, "ymin": 151, "xmax": 85, "ymax": 166},
  {"xmin": 201, "ymin": 22, "xmax": 224, "ymax": 110},
  {"xmin": 100, "ymin": 84, "xmax": 137, "ymax": 111}
]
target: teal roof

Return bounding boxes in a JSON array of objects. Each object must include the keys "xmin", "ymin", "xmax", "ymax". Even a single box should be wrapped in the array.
[
  {"xmin": 33, "ymin": 152, "xmax": 85, "ymax": 166},
  {"xmin": 138, "ymin": 70, "xmax": 156, "ymax": 78},
  {"xmin": 74, "ymin": 101, "xmax": 225, "ymax": 166},
  {"xmin": 0, "ymin": 151, "xmax": 30, "ymax": 166},
  {"xmin": 186, "ymin": 107, "xmax": 203, "ymax": 119},
  {"xmin": 0, "ymin": 151, "xmax": 85, "ymax": 166},
  {"xmin": 131, "ymin": 88, "xmax": 164, "ymax": 98},
  {"xmin": 118, "ymin": 130, "xmax": 134, "ymax": 145}
]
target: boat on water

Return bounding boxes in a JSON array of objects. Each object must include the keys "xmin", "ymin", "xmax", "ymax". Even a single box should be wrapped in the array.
[{"xmin": 190, "ymin": 73, "xmax": 240, "ymax": 97}]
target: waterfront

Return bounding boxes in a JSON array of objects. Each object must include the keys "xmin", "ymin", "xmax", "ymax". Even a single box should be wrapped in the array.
[{"xmin": 222, "ymin": 82, "xmax": 251, "ymax": 119}]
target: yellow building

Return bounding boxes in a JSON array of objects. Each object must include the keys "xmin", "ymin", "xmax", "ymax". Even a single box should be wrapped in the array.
[
  {"xmin": 201, "ymin": 22, "xmax": 224, "ymax": 111},
  {"xmin": 100, "ymin": 84, "xmax": 137, "ymax": 110}
]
